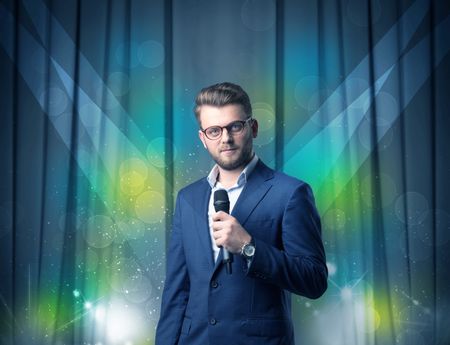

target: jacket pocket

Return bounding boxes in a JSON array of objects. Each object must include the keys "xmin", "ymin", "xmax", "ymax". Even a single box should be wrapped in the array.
[
  {"xmin": 180, "ymin": 316, "xmax": 192, "ymax": 335},
  {"xmin": 243, "ymin": 318, "xmax": 290, "ymax": 337},
  {"xmin": 245, "ymin": 219, "xmax": 274, "ymax": 228},
  {"xmin": 245, "ymin": 219, "xmax": 276, "ymax": 243}
]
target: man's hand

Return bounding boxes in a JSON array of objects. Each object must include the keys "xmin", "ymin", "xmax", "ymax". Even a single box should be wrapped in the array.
[{"xmin": 212, "ymin": 211, "xmax": 252, "ymax": 254}]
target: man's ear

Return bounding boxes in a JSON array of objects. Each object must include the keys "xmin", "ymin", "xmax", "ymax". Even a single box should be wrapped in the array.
[
  {"xmin": 198, "ymin": 130, "xmax": 207, "ymax": 149},
  {"xmin": 251, "ymin": 119, "xmax": 259, "ymax": 138}
]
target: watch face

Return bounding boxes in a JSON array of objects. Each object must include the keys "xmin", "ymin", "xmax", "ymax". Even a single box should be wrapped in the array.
[{"xmin": 244, "ymin": 244, "xmax": 255, "ymax": 257}]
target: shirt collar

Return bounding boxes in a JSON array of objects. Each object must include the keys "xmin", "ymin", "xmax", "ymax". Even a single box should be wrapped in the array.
[{"xmin": 207, "ymin": 154, "xmax": 259, "ymax": 189}]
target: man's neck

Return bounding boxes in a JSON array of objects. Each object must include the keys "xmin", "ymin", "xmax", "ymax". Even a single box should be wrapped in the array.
[{"xmin": 217, "ymin": 167, "xmax": 243, "ymax": 189}]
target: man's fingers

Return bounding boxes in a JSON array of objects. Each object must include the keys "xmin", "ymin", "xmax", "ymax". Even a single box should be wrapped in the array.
[
  {"xmin": 212, "ymin": 229, "xmax": 222, "ymax": 239},
  {"xmin": 211, "ymin": 211, "xmax": 231, "ymax": 221},
  {"xmin": 213, "ymin": 231, "xmax": 224, "ymax": 247},
  {"xmin": 211, "ymin": 221, "xmax": 223, "ymax": 232},
  {"xmin": 212, "ymin": 219, "xmax": 233, "ymax": 232}
]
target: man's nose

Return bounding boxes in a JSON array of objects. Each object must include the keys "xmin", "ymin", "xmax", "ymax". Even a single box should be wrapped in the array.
[{"xmin": 221, "ymin": 127, "xmax": 233, "ymax": 143}]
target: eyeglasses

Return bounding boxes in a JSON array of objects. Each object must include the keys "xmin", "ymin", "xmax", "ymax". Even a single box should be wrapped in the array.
[{"xmin": 201, "ymin": 118, "xmax": 253, "ymax": 140}]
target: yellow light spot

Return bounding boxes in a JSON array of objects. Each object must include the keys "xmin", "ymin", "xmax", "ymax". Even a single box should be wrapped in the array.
[
  {"xmin": 119, "ymin": 158, "xmax": 149, "ymax": 196},
  {"xmin": 134, "ymin": 191, "xmax": 165, "ymax": 224}
]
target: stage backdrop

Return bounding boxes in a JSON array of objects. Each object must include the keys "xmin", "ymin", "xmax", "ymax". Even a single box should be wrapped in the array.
[{"xmin": 1, "ymin": 0, "xmax": 449, "ymax": 344}]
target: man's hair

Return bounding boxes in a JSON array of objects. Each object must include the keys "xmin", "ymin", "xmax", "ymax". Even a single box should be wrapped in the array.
[{"xmin": 194, "ymin": 82, "xmax": 252, "ymax": 123}]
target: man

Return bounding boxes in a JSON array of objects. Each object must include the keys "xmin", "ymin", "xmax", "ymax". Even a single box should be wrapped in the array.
[{"xmin": 156, "ymin": 82, "xmax": 327, "ymax": 345}]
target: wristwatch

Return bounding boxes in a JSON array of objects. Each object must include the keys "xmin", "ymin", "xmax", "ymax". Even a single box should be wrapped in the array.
[{"xmin": 241, "ymin": 238, "xmax": 256, "ymax": 259}]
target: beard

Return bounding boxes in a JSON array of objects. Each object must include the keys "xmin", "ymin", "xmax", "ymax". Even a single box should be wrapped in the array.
[{"xmin": 210, "ymin": 136, "xmax": 254, "ymax": 171}]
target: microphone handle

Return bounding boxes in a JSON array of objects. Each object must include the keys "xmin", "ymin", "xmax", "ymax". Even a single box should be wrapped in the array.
[
  {"xmin": 213, "ymin": 191, "xmax": 233, "ymax": 274},
  {"xmin": 223, "ymin": 248, "xmax": 232, "ymax": 274}
]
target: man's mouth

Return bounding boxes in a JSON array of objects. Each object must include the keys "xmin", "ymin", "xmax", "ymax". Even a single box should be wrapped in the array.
[{"xmin": 220, "ymin": 148, "xmax": 238, "ymax": 155}]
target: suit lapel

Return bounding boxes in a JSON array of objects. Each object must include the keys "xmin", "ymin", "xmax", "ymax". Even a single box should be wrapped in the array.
[
  {"xmin": 212, "ymin": 160, "xmax": 274, "ymax": 275},
  {"xmin": 231, "ymin": 160, "xmax": 274, "ymax": 226},
  {"xmin": 213, "ymin": 248, "xmax": 224, "ymax": 272},
  {"xmin": 192, "ymin": 179, "xmax": 215, "ymax": 269}
]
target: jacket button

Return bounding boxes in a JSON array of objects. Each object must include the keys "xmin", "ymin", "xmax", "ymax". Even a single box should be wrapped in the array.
[
  {"xmin": 210, "ymin": 318, "xmax": 217, "ymax": 325},
  {"xmin": 211, "ymin": 280, "xmax": 218, "ymax": 288}
]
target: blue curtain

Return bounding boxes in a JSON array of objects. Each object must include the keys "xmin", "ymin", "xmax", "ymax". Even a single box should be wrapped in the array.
[{"xmin": 0, "ymin": 0, "xmax": 449, "ymax": 344}]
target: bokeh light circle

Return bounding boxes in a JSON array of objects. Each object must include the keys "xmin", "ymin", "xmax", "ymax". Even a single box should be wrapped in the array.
[
  {"xmin": 358, "ymin": 118, "xmax": 373, "ymax": 151},
  {"xmin": 395, "ymin": 192, "xmax": 429, "ymax": 225},
  {"xmin": 94, "ymin": 81, "xmax": 121, "ymax": 110},
  {"xmin": 83, "ymin": 247, "xmax": 99, "ymax": 272},
  {"xmin": 119, "ymin": 158, "xmax": 148, "ymax": 178},
  {"xmin": 117, "ymin": 218, "xmax": 146, "ymax": 240},
  {"xmin": 378, "ymin": 173, "xmax": 398, "ymax": 206},
  {"xmin": 135, "ymin": 191, "xmax": 165, "ymax": 224},
  {"xmin": 53, "ymin": 112, "xmax": 75, "ymax": 145},
  {"xmin": 120, "ymin": 172, "xmax": 146, "ymax": 196},
  {"xmin": 39, "ymin": 87, "xmax": 68, "ymax": 117},
  {"xmin": 119, "ymin": 158, "xmax": 148, "ymax": 196},
  {"xmin": 252, "ymin": 102, "xmax": 275, "ymax": 145},
  {"xmin": 377, "ymin": 126, "xmax": 395, "ymax": 150},
  {"xmin": 252, "ymin": 102, "xmax": 274, "ymax": 131},
  {"xmin": 308, "ymin": 89, "xmax": 344, "ymax": 127},
  {"xmin": 76, "ymin": 246, "xmax": 99, "ymax": 273},
  {"xmin": 360, "ymin": 173, "xmax": 397, "ymax": 208},
  {"xmin": 146, "ymin": 138, "xmax": 177, "ymax": 168},
  {"xmin": 294, "ymin": 75, "xmax": 326, "ymax": 109},
  {"xmin": 254, "ymin": 132, "xmax": 275, "ymax": 147},
  {"xmin": 83, "ymin": 215, "xmax": 116, "ymax": 248},
  {"xmin": 358, "ymin": 117, "xmax": 395, "ymax": 151},
  {"xmin": 366, "ymin": 92, "xmax": 398, "ymax": 127},
  {"xmin": 138, "ymin": 40, "xmax": 165, "ymax": 68},
  {"xmin": 107, "ymin": 72, "xmax": 130, "ymax": 97}
]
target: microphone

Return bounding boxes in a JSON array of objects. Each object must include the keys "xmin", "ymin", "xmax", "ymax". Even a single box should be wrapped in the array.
[{"xmin": 213, "ymin": 189, "xmax": 233, "ymax": 274}]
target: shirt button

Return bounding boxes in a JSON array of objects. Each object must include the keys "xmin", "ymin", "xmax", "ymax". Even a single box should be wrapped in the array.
[
  {"xmin": 210, "ymin": 318, "xmax": 217, "ymax": 325},
  {"xmin": 211, "ymin": 280, "xmax": 218, "ymax": 288}
]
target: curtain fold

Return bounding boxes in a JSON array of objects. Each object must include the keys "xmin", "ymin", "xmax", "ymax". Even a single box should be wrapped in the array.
[{"xmin": 0, "ymin": 0, "xmax": 449, "ymax": 344}]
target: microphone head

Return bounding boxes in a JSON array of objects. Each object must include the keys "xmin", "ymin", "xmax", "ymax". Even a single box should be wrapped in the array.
[{"xmin": 213, "ymin": 189, "xmax": 230, "ymax": 213}]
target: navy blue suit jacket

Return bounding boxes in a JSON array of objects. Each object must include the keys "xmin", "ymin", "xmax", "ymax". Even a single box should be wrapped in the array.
[{"xmin": 156, "ymin": 160, "xmax": 327, "ymax": 345}]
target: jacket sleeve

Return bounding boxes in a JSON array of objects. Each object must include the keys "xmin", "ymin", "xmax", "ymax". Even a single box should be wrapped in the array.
[
  {"xmin": 246, "ymin": 182, "xmax": 328, "ymax": 299},
  {"xmin": 155, "ymin": 193, "xmax": 190, "ymax": 345}
]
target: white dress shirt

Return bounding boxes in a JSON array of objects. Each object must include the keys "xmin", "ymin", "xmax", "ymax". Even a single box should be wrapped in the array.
[{"xmin": 206, "ymin": 154, "xmax": 259, "ymax": 262}]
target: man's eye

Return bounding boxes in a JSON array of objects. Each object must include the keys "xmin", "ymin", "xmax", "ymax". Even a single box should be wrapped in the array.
[
  {"xmin": 208, "ymin": 127, "xmax": 221, "ymax": 136},
  {"xmin": 230, "ymin": 123, "xmax": 243, "ymax": 132}
]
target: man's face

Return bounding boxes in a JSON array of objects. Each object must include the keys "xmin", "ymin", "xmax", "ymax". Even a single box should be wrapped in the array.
[{"xmin": 198, "ymin": 104, "xmax": 258, "ymax": 171}]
